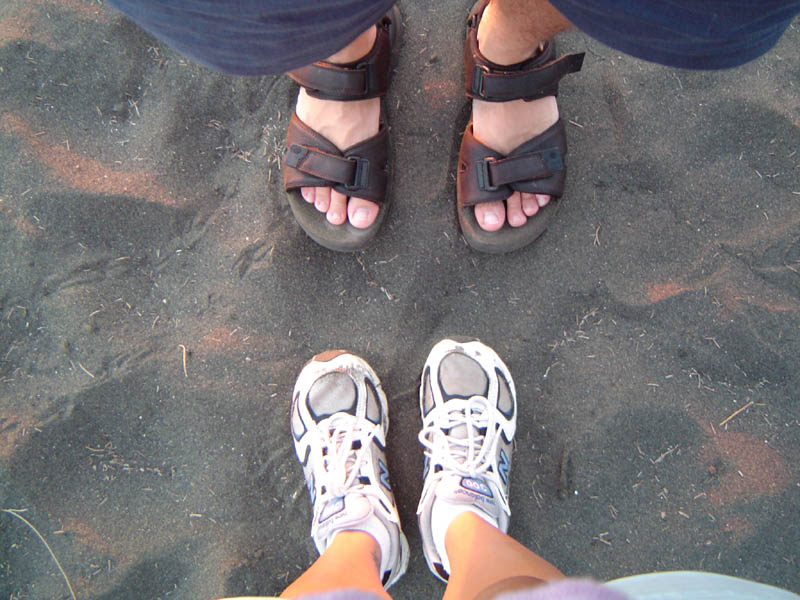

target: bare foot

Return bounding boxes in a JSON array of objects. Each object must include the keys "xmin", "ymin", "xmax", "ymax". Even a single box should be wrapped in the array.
[
  {"xmin": 471, "ymin": 3, "xmax": 559, "ymax": 232},
  {"xmin": 295, "ymin": 26, "xmax": 381, "ymax": 229}
]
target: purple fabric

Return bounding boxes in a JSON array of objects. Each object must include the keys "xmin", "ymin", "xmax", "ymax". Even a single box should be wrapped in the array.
[
  {"xmin": 289, "ymin": 580, "xmax": 626, "ymax": 600},
  {"xmin": 292, "ymin": 591, "xmax": 384, "ymax": 600}
]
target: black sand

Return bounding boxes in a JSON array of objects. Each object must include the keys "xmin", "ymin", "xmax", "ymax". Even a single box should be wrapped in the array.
[{"xmin": 1, "ymin": 1, "xmax": 798, "ymax": 599}]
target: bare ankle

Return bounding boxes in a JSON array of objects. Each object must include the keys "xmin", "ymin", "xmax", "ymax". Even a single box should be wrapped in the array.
[
  {"xmin": 477, "ymin": 2, "xmax": 541, "ymax": 65},
  {"xmin": 477, "ymin": 0, "xmax": 573, "ymax": 65}
]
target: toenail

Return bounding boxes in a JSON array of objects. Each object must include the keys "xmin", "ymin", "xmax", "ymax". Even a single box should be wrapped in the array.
[
  {"xmin": 353, "ymin": 208, "xmax": 371, "ymax": 224},
  {"xmin": 329, "ymin": 211, "xmax": 342, "ymax": 221},
  {"xmin": 484, "ymin": 212, "xmax": 500, "ymax": 226},
  {"xmin": 510, "ymin": 214, "xmax": 524, "ymax": 226}
]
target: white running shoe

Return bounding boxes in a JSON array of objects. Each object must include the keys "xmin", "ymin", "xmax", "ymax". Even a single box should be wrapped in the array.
[
  {"xmin": 291, "ymin": 350, "xmax": 409, "ymax": 589},
  {"xmin": 416, "ymin": 338, "xmax": 517, "ymax": 582}
]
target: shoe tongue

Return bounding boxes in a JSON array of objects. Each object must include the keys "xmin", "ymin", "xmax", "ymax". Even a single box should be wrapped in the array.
[
  {"xmin": 434, "ymin": 474, "xmax": 501, "ymax": 520},
  {"xmin": 448, "ymin": 422, "xmax": 480, "ymax": 440}
]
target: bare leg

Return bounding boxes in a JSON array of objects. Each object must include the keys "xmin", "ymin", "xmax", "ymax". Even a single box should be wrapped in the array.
[
  {"xmin": 471, "ymin": 0, "xmax": 573, "ymax": 231},
  {"xmin": 443, "ymin": 512, "xmax": 563, "ymax": 600},
  {"xmin": 280, "ymin": 531, "xmax": 391, "ymax": 600},
  {"xmin": 295, "ymin": 27, "xmax": 382, "ymax": 229}
]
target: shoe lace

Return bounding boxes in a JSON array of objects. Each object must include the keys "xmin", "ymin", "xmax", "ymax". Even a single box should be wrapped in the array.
[
  {"xmin": 418, "ymin": 395, "xmax": 510, "ymax": 514},
  {"xmin": 418, "ymin": 395, "xmax": 502, "ymax": 479},
  {"xmin": 317, "ymin": 412, "xmax": 382, "ymax": 500}
]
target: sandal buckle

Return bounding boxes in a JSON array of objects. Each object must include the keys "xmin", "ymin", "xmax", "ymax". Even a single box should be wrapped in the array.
[
  {"xmin": 471, "ymin": 65, "xmax": 488, "ymax": 98},
  {"xmin": 476, "ymin": 157, "xmax": 500, "ymax": 192},
  {"xmin": 354, "ymin": 61, "xmax": 372, "ymax": 96},
  {"xmin": 345, "ymin": 156, "xmax": 370, "ymax": 191}
]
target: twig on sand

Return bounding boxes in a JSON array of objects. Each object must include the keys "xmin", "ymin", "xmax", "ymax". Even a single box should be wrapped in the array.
[
  {"xmin": 652, "ymin": 444, "xmax": 679, "ymax": 464},
  {"xmin": 178, "ymin": 344, "xmax": 189, "ymax": 377},
  {"xmin": 592, "ymin": 532, "xmax": 612, "ymax": 546},
  {"xmin": 1, "ymin": 508, "xmax": 76, "ymax": 600},
  {"xmin": 719, "ymin": 400, "xmax": 754, "ymax": 427},
  {"xmin": 77, "ymin": 361, "xmax": 96, "ymax": 379}
]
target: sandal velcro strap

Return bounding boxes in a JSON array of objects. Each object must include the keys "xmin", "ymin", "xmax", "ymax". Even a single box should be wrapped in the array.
[
  {"xmin": 467, "ymin": 48, "xmax": 585, "ymax": 102},
  {"xmin": 465, "ymin": 0, "xmax": 584, "ymax": 102},
  {"xmin": 283, "ymin": 114, "xmax": 388, "ymax": 203},
  {"xmin": 285, "ymin": 145, "xmax": 373, "ymax": 191},
  {"xmin": 458, "ymin": 119, "xmax": 568, "ymax": 206},
  {"xmin": 476, "ymin": 147, "xmax": 563, "ymax": 190},
  {"xmin": 288, "ymin": 14, "xmax": 393, "ymax": 101}
]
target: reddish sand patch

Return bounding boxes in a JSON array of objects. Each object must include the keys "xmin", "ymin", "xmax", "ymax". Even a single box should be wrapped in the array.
[
  {"xmin": 59, "ymin": 518, "xmax": 136, "ymax": 597},
  {"xmin": 0, "ymin": 411, "xmax": 38, "ymax": 459},
  {"xmin": 198, "ymin": 326, "xmax": 250, "ymax": 352},
  {"xmin": 31, "ymin": 0, "xmax": 112, "ymax": 23},
  {"xmin": 0, "ymin": 7, "xmax": 57, "ymax": 48},
  {"xmin": 60, "ymin": 518, "xmax": 120, "ymax": 558},
  {"xmin": 722, "ymin": 514, "xmax": 755, "ymax": 545},
  {"xmin": 700, "ymin": 428, "xmax": 792, "ymax": 508},
  {"xmin": 638, "ymin": 211, "xmax": 800, "ymax": 316},
  {"xmin": 646, "ymin": 281, "xmax": 690, "ymax": 303},
  {"xmin": 642, "ymin": 266, "xmax": 800, "ymax": 317},
  {"xmin": 0, "ymin": 200, "xmax": 42, "ymax": 236},
  {"xmin": 0, "ymin": 113, "xmax": 185, "ymax": 208}
]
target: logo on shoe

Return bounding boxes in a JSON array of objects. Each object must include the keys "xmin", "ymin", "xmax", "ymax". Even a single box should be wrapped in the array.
[
  {"xmin": 460, "ymin": 476, "xmax": 493, "ymax": 498},
  {"xmin": 319, "ymin": 496, "xmax": 345, "ymax": 523}
]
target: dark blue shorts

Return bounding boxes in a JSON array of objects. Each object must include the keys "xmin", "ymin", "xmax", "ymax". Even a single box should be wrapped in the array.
[
  {"xmin": 107, "ymin": 0, "xmax": 395, "ymax": 76},
  {"xmin": 550, "ymin": 0, "xmax": 800, "ymax": 69},
  {"xmin": 108, "ymin": 0, "xmax": 800, "ymax": 75}
]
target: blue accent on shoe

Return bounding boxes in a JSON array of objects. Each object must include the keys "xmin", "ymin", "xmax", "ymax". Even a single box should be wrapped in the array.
[
  {"xmin": 460, "ymin": 476, "xmax": 493, "ymax": 498},
  {"xmin": 498, "ymin": 448, "xmax": 510, "ymax": 485},
  {"xmin": 379, "ymin": 459, "xmax": 392, "ymax": 491},
  {"xmin": 307, "ymin": 476, "xmax": 316, "ymax": 505}
]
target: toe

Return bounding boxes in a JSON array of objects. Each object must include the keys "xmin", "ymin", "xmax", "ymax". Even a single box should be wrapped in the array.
[
  {"xmin": 327, "ymin": 190, "xmax": 348, "ymax": 225},
  {"xmin": 475, "ymin": 200, "xmax": 505, "ymax": 232},
  {"xmin": 536, "ymin": 193, "xmax": 551, "ymax": 208},
  {"xmin": 301, "ymin": 187, "xmax": 315, "ymax": 204},
  {"xmin": 521, "ymin": 193, "xmax": 540, "ymax": 217},
  {"xmin": 314, "ymin": 187, "xmax": 331, "ymax": 213},
  {"xmin": 348, "ymin": 197, "xmax": 379, "ymax": 229},
  {"xmin": 506, "ymin": 192, "xmax": 527, "ymax": 228}
]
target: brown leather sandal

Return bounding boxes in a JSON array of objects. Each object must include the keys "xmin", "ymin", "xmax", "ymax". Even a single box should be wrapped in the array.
[
  {"xmin": 282, "ymin": 6, "xmax": 399, "ymax": 252},
  {"xmin": 457, "ymin": 0, "xmax": 584, "ymax": 254}
]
